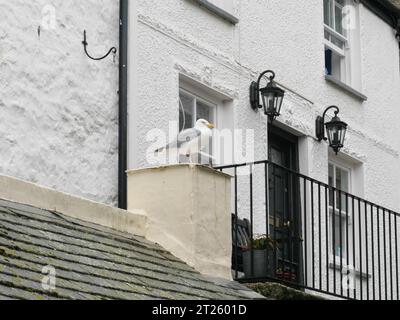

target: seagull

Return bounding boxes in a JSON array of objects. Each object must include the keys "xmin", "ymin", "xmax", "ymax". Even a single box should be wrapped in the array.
[{"xmin": 155, "ymin": 119, "xmax": 215, "ymax": 163}]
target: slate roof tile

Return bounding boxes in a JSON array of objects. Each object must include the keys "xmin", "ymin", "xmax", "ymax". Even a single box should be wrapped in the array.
[{"xmin": 0, "ymin": 199, "xmax": 257, "ymax": 300}]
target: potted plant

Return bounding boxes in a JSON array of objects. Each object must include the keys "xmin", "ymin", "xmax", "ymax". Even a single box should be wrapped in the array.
[{"xmin": 242, "ymin": 234, "xmax": 278, "ymax": 279}]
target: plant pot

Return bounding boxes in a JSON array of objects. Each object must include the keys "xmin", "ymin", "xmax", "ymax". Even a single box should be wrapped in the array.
[{"xmin": 243, "ymin": 249, "xmax": 275, "ymax": 279}]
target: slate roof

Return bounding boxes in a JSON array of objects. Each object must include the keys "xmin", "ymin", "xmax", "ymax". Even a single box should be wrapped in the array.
[{"xmin": 0, "ymin": 199, "xmax": 258, "ymax": 300}]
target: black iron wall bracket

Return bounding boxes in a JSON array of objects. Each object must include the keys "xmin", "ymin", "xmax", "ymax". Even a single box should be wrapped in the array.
[
  {"xmin": 316, "ymin": 106, "xmax": 340, "ymax": 141},
  {"xmin": 82, "ymin": 30, "xmax": 117, "ymax": 62}
]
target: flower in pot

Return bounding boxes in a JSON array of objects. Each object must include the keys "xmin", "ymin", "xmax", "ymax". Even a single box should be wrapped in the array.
[
  {"xmin": 247, "ymin": 235, "xmax": 277, "ymax": 251},
  {"xmin": 242, "ymin": 234, "xmax": 278, "ymax": 279}
]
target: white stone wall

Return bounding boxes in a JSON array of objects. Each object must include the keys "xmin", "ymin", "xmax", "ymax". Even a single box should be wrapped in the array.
[
  {"xmin": 0, "ymin": 0, "xmax": 120, "ymax": 205},
  {"xmin": 129, "ymin": 0, "xmax": 400, "ymax": 209},
  {"xmin": 129, "ymin": 0, "xmax": 400, "ymax": 299}
]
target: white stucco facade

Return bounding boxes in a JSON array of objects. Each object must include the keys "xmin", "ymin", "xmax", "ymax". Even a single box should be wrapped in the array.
[
  {"xmin": 127, "ymin": 0, "xmax": 400, "ymax": 299},
  {"xmin": 128, "ymin": 0, "xmax": 400, "ymax": 211},
  {"xmin": 0, "ymin": 0, "xmax": 120, "ymax": 205}
]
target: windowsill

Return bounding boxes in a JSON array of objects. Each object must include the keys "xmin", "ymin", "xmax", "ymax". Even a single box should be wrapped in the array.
[
  {"xmin": 329, "ymin": 259, "xmax": 371, "ymax": 280},
  {"xmin": 325, "ymin": 75, "xmax": 368, "ymax": 102},
  {"xmin": 190, "ymin": 0, "xmax": 239, "ymax": 25}
]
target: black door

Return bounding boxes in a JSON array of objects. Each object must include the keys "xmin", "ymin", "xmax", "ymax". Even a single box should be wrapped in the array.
[{"xmin": 268, "ymin": 127, "xmax": 302, "ymax": 284}]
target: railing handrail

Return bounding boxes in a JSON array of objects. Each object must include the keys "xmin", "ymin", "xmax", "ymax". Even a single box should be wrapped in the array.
[{"xmin": 214, "ymin": 159, "xmax": 400, "ymax": 218}]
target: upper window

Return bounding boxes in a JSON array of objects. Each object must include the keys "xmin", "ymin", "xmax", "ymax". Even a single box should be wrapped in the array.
[
  {"xmin": 324, "ymin": 0, "xmax": 348, "ymax": 80},
  {"xmin": 323, "ymin": 0, "xmax": 361, "ymax": 90}
]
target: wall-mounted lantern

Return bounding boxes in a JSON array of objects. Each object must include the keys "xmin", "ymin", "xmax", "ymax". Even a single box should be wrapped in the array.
[
  {"xmin": 316, "ymin": 106, "xmax": 348, "ymax": 155},
  {"xmin": 250, "ymin": 70, "xmax": 285, "ymax": 123}
]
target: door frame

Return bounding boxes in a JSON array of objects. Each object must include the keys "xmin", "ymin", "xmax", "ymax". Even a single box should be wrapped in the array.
[
  {"xmin": 268, "ymin": 125, "xmax": 304, "ymax": 286},
  {"xmin": 268, "ymin": 125, "xmax": 299, "ymax": 171}
]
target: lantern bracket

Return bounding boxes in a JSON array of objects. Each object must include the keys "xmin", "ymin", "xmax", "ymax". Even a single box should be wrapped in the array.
[
  {"xmin": 82, "ymin": 30, "xmax": 117, "ymax": 62},
  {"xmin": 316, "ymin": 105, "xmax": 340, "ymax": 141},
  {"xmin": 250, "ymin": 70, "xmax": 276, "ymax": 110}
]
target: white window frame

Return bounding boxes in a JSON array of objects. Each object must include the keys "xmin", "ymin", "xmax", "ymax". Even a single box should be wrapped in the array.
[
  {"xmin": 324, "ymin": 0, "xmax": 349, "ymax": 80},
  {"xmin": 178, "ymin": 75, "xmax": 235, "ymax": 166},
  {"xmin": 324, "ymin": 25, "xmax": 348, "ymax": 57},
  {"xmin": 178, "ymin": 87, "xmax": 218, "ymax": 165},
  {"xmin": 179, "ymin": 88, "xmax": 217, "ymax": 132},
  {"xmin": 324, "ymin": 0, "xmax": 366, "ymax": 92},
  {"xmin": 328, "ymin": 161, "xmax": 353, "ymax": 265}
]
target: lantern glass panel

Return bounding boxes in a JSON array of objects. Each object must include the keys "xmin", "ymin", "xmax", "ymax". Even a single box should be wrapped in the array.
[
  {"xmin": 326, "ymin": 121, "xmax": 347, "ymax": 148},
  {"xmin": 262, "ymin": 92, "xmax": 275, "ymax": 114},
  {"xmin": 275, "ymin": 95, "xmax": 284, "ymax": 115},
  {"xmin": 260, "ymin": 87, "xmax": 285, "ymax": 117}
]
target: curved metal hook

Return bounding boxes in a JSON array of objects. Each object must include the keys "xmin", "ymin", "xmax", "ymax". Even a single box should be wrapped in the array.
[
  {"xmin": 322, "ymin": 105, "xmax": 340, "ymax": 122},
  {"xmin": 256, "ymin": 70, "xmax": 276, "ymax": 88},
  {"xmin": 82, "ymin": 30, "xmax": 117, "ymax": 61}
]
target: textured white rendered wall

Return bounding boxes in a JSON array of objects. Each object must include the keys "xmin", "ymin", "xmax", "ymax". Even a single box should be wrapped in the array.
[
  {"xmin": 129, "ymin": 0, "xmax": 400, "ymax": 299},
  {"xmin": 0, "ymin": 0, "xmax": 120, "ymax": 205},
  {"xmin": 129, "ymin": 0, "xmax": 400, "ymax": 209}
]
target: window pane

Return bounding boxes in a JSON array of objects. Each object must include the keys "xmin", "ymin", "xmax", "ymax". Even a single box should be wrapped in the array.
[
  {"xmin": 331, "ymin": 213, "xmax": 346, "ymax": 257},
  {"xmin": 324, "ymin": 30, "xmax": 330, "ymax": 41},
  {"xmin": 179, "ymin": 92, "xmax": 195, "ymax": 130},
  {"xmin": 329, "ymin": 164, "xmax": 334, "ymax": 186},
  {"xmin": 196, "ymin": 101, "xmax": 214, "ymax": 124},
  {"xmin": 324, "ymin": 0, "xmax": 332, "ymax": 27},
  {"xmin": 329, "ymin": 164, "xmax": 334, "ymax": 207},
  {"xmin": 337, "ymin": 168, "xmax": 349, "ymax": 192},
  {"xmin": 325, "ymin": 50, "xmax": 343, "ymax": 80},
  {"xmin": 330, "ymin": 33, "xmax": 345, "ymax": 49},
  {"xmin": 270, "ymin": 147, "xmax": 283, "ymax": 166},
  {"xmin": 336, "ymin": 168, "xmax": 342, "ymax": 208},
  {"xmin": 195, "ymin": 100, "xmax": 215, "ymax": 165},
  {"xmin": 334, "ymin": 3, "xmax": 344, "ymax": 35},
  {"xmin": 325, "ymin": 49, "xmax": 332, "ymax": 76}
]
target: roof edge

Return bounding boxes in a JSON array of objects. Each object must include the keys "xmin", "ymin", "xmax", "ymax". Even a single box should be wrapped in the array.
[
  {"xmin": 0, "ymin": 174, "xmax": 147, "ymax": 237},
  {"xmin": 361, "ymin": 0, "xmax": 399, "ymax": 28}
]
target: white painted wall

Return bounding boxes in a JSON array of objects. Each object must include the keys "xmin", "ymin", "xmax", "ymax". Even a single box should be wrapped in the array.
[
  {"xmin": 129, "ymin": 0, "xmax": 400, "ymax": 210},
  {"xmin": 0, "ymin": 0, "xmax": 120, "ymax": 205},
  {"xmin": 128, "ymin": 0, "xmax": 400, "ymax": 299}
]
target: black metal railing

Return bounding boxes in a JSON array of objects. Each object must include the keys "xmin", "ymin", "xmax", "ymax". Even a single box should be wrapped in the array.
[{"xmin": 215, "ymin": 160, "xmax": 400, "ymax": 300}]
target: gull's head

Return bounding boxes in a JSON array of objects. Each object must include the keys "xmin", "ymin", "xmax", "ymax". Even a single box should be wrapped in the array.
[{"xmin": 195, "ymin": 119, "xmax": 215, "ymax": 130}]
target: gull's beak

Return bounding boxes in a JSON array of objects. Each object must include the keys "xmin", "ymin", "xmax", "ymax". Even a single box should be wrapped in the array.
[{"xmin": 207, "ymin": 123, "xmax": 215, "ymax": 129}]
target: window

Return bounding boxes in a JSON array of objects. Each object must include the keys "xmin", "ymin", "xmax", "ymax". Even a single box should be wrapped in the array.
[
  {"xmin": 328, "ymin": 162, "xmax": 351, "ymax": 259},
  {"xmin": 179, "ymin": 89, "xmax": 216, "ymax": 131},
  {"xmin": 323, "ymin": 0, "xmax": 361, "ymax": 90},
  {"xmin": 179, "ymin": 89, "xmax": 217, "ymax": 164},
  {"xmin": 324, "ymin": 0, "xmax": 348, "ymax": 80}
]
